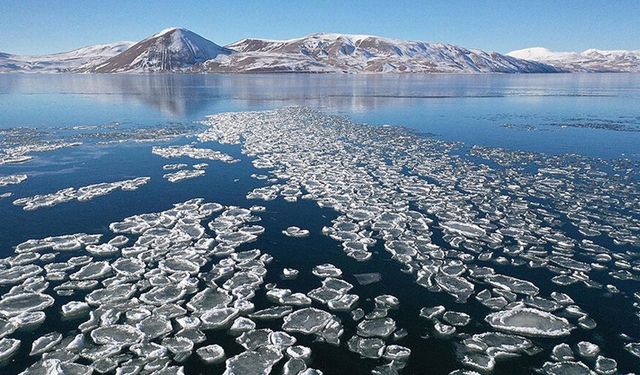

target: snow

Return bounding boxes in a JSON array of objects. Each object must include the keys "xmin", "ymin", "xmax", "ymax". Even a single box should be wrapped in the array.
[
  {"xmin": 507, "ymin": 47, "xmax": 640, "ymax": 72},
  {"xmin": 219, "ymin": 33, "xmax": 558, "ymax": 74},
  {"xmin": 507, "ymin": 47, "xmax": 574, "ymax": 60},
  {"xmin": 0, "ymin": 41, "xmax": 134, "ymax": 73},
  {"xmin": 4, "ymin": 27, "xmax": 635, "ymax": 73},
  {"xmin": 152, "ymin": 27, "xmax": 184, "ymax": 38},
  {"xmin": 93, "ymin": 28, "xmax": 232, "ymax": 72}
]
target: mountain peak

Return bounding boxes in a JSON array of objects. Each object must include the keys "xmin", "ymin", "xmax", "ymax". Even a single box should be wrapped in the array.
[
  {"xmin": 152, "ymin": 27, "xmax": 185, "ymax": 38},
  {"xmin": 90, "ymin": 28, "xmax": 232, "ymax": 73}
]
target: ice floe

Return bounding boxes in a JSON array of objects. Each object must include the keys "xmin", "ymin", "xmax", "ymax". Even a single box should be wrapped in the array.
[
  {"xmin": 163, "ymin": 169, "xmax": 205, "ymax": 183},
  {"xmin": 485, "ymin": 308, "xmax": 573, "ymax": 337},
  {"xmin": 2, "ymin": 108, "xmax": 640, "ymax": 373},
  {"xmin": 12, "ymin": 177, "xmax": 150, "ymax": 210},
  {"xmin": 0, "ymin": 174, "xmax": 27, "ymax": 187}
]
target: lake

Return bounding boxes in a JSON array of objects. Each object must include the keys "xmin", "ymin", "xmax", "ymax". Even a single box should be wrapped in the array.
[{"xmin": 0, "ymin": 73, "xmax": 638, "ymax": 375}]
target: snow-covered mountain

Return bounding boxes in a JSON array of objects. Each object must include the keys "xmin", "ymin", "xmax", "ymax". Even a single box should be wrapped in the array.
[
  {"xmin": 5, "ymin": 28, "xmax": 637, "ymax": 74},
  {"xmin": 0, "ymin": 42, "xmax": 134, "ymax": 73},
  {"xmin": 207, "ymin": 33, "xmax": 559, "ymax": 73},
  {"xmin": 89, "ymin": 28, "xmax": 233, "ymax": 73},
  {"xmin": 507, "ymin": 47, "xmax": 640, "ymax": 72}
]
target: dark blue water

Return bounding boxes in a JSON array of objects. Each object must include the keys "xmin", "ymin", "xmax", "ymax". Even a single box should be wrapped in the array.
[{"xmin": 1, "ymin": 73, "xmax": 639, "ymax": 374}]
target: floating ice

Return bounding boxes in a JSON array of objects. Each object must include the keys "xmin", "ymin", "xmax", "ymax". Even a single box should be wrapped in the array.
[
  {"xmin": 163, "ymin": 163, "xmax": 188, "ymax": 170},
  {"xmin": 223, "ymin": 346, "xmax": 282, "ymax": 375},
  {"xmin": 282, "ymin": 308, "xmax": 334, "ymax": 335},
  {"xmin": 201, "ymin": 308, "xmax": 239, "ymax": 330},
  {"xmin": 197, "ymin": 344, "xmax": 226, "ymax": 364},
  {"xmin": 441, "ymin": 221, "xmax": 486, "ymax": 238},
  {"xmin": 312, "ymin": 264, "xmax": 342, "ymax": 278},
  {"xmin": 2, "ymin": 108, "xmax": 640, "ymax": 373},
  {"xmin": 91, "ymin": 324, "xmax": 144, "ymax": 346},
  {"xmin": 542, "ymin": 361, "xmax": 592, "ymax": 375},
  {"xmin": 483, "ymin": 274, "xmax": 539, "ymax": 297},
  {"xmin": 283, "ymin": 226, "xmax": 310, "ymax": 238},
  {"xmin": 30, "ymin": 332, "xmax": 62, "ymax": 356},
  {"xmin": 159, "ymin": 257, "xmax": 200, "ymax": 274},
  {"xmin": 163, "ymin": 169, "xmax": 205, "ymax": 183},
  {"xmin": 0, "ymin": 141, "xmax": 81, "ymax": 165},
  {"xmin": 112, "ymin": 257, "xmax": 145, "ymax": 277},
  {"xmin": 552, "ymin": 343, "xmax": 575, "ymax": 361},
  {"xmin": 443, "ymin": 311, "xmax": 471, "ymax": 327},
  {"xmin": 187, "ymin": 287, "xmax": 233, "ymax": 312},
  {"xmin": 152, "ymin": 145, "xmax": 236, "ymax": 163},
  {"xmin": 193, "ymin": 163, "xmax": 209, "ymax": 170},
  {"xmin": 281, "ymin": 268, "xmax": 299, "ymax": 280},
  {"xmin": 485, "ymin": 308, "xmax": 573, "ymax": 337},
  {"xmin": 12, "ymin": 177, "xmax": 149, "ymax": 210},
  {"xmin": 86, "ymin": 284, "xmax": 136, "ymax": 305},
  {"xmin": 70, "ymin": 261, "xmax": 112, "ymax": 280},
  {"xmin": 137, "ymin": 316, "xmax": 173, "ymax": 340},
  {"xmin": 0, "ymin": 174, "xmax": 27, "ymax": 187},
  {"xmin": 576, "ymin": 341, "xmax": 599, "ymax": 358},
  {"xmin": 0, "ymin": 293, "xmax": 54, "ymax": 317},
  {"xmin": 595, "ymin": 355, "xmax": 617, "ymax": 374},
  {"xmin": 327, "ymin": 294, "xmax": 359, "ymax": 311},
  {"xmin": 347, "ymin": 336, "xmax": 385, "ymax": 359},
  {"xmin": 250, "ymin": 306, "xmax": 293, "ymax": 321},
  {"xmin": 356, "ymin": 317, "xmax": 396, "ymax": 338},
  {"xmin": 0, "ymin": 337, "xmax": 20, "ymax": 361},
  {"xmin": 420, "ymin": 306, "xmax": 446, "ymax": 320},
  {"xmin": 435, "ymin": 275, "xmax": 475, "ymax": 303},
  {"xmin": 354, "ymin": 273, "xmax": 382, "ymax": 285},
  {"xmin": 0, "ymin": 264, "xmax": 43, "ymax": 285}
]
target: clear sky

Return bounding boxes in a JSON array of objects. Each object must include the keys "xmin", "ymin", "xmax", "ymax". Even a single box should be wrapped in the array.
[{"xmin": 2, "ymin": 0, "xmax": 639, "ymax": 55}]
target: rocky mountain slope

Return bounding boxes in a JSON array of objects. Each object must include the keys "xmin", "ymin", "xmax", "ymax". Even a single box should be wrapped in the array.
[
  {"xmin": 210, "ymin": 33, "xmax": 559, "ymax": 73},
  {"xmin": 89, "ymin": 28, "xmax": 233, "ymax": 73}
]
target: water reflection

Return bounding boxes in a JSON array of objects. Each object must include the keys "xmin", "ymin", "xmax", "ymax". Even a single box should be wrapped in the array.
[
  {"xmin": 2, "ymin": 73, "xmax": 639, "ymax": 117},
  {"xmin": 1, "ymin": 73, "xmax": 639, "ymax": 159}
]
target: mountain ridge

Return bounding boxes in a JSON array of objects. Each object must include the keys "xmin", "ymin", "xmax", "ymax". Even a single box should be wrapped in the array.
[
  {"xmin": 213, "ymin": 32, "xmax": 558, "ymax": 73},
  {"xmin": 1, "ymin": 28, "xmax": 637, "ymax": 73},
  {"xmin": 507, "ymin": 47, "xmax": 640, "ymax": 72},
  {"xmin": 0, "ymin": 42, "xmax": 134, "ymax": 73}
]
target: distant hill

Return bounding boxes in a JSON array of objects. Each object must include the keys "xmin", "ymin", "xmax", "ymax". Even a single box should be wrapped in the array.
[
  {"xmin": 0, "ymin": 42, "xmax": 134, "ymax": 73},
  {"xmin": 507, "ymin": 47, "xmax": 640, "ymax": 73}
]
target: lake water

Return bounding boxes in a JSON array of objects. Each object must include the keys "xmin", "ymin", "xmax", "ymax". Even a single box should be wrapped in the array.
[
  {"xmin": 0, "ymin": 73, "xmax": 639, "ymax": 375},
  {"xmin": 2, "ymin": 73, "xmax": 640, "ymax": 158}
]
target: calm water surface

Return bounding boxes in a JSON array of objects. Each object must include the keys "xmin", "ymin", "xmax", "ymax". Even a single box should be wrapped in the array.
[{"xmin": 1, "ymin": 73, "xmax": 639, "ymax": 158}]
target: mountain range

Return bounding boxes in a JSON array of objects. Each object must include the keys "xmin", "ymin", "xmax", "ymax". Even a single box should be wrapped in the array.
[
  {"xmin": 1, "ymin": 28, "xmax": 637, "ymax": 74},
  {"xmin": 0, "ymin": 42, "xmax": 134, "ymax": 73},
  {"xmin": 507, "ymin": 47, "xmax": 640, "ymax": 73}
]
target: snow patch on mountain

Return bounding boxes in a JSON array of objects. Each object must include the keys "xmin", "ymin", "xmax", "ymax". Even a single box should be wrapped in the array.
[
  {"xmin": 216, "ymin": 33, "xmax": 559, "ymax": 73},
  {"xmin": 89, "ymin": 28, "xmax": 233, "ymax": 73},
  {"xmin": 0, "ymin": 42, "xmax": 134, "ymax": 73},
  {"xmin": 507, "ymin": 47, "xmax": 640, "ymax": 72},
  {"xmin": 6, "ymin": 28, "xmax": 636, "ymax": 74}
]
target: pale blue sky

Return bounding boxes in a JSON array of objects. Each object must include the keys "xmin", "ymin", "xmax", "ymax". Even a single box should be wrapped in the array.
[{"xmin": 2, "ymin": 0, "xmax": 639, "ymax": 55}]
